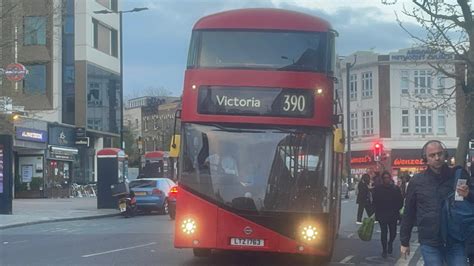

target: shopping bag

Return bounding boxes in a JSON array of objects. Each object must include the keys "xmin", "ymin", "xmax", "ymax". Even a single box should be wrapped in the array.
[
  {"xmin": 358, "ymin": 215, "xmax": 375, "ymax": 241},
  {"xmin": 399, "ymin": 206, "xmax": 404, "ymax": 216}
]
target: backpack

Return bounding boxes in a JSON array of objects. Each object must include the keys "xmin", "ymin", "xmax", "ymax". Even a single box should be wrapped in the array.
[{"xmin": 441, "ymin": 168, "xmax": 474, "ymax": 242}]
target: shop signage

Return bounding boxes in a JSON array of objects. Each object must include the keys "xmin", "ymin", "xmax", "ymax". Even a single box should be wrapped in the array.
[
  {"xmin": 351, "ymin": 155, "xmax": 372, "ymax": 164},
  {"xmin": 75, "ymin": 137, "xmax": 89, "ymax": 146},
  {"xmin": 15, "ymin": 127, "xmax": 47, "ymax": 143},
  {"xmin": 390, "ymin": 48, "xmax": 454, "ymax": 62},
  {"xmin": 49, "ymin": 146, "xmax": 78, "ymax": 161},
  {"xmin": 48, "ymin": 125, "xmax": 75, "ymax": 147},
  {"xmin": 393, "ymin": 158, "xmax": 424, "ymax": 166}
]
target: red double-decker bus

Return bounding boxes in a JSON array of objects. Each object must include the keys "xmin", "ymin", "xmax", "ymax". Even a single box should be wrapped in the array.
[{"xmin": 174, "ymin": 8, "xmax": 342, "ymax": 261}]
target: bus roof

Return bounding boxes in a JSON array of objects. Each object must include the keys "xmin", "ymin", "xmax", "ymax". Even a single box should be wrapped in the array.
[
  {"xmin": 144, "ymin": 151, "xmax": 166, "ymax": 159},
  {"xmin": 194, "ymin": 8, "xmax": 332, "ymax": 32}
]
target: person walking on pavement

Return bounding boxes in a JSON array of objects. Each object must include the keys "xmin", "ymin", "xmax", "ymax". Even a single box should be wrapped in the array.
[
  {"xmin": 400, "ymin": 174, "xmax": 411, "ymax": 200},
  {"xmin": 373, "ymin": 171, "xmax": 403, "ymax": 258},
  {"xmin": 356, "ymin": 173, "xmax": 373, "ymax": 224},
  {"xmin": 400, "ymin": 140, "xmax": 474, "ymax": 265}
]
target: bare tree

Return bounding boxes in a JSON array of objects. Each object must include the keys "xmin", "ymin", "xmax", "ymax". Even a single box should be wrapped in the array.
[{"xmin": 387, "ymin": 0, "xmax": 474, "ymax": 165}]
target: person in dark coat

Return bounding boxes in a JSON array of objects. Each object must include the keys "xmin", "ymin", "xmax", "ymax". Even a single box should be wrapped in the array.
[
  {"xmin": 356, "ymin": 173, "xmax": 373, "ymax": 224},
  {"xmin": 400, "ymin": 174, "xmax": 411, "ymax": 199},
  {"xmin": 373, "ymin": 171, "xmax": 404, "ymax": 258},
  {"xmin": 400, "ymin": 140, "xmax": 474, "ymax": 265}
]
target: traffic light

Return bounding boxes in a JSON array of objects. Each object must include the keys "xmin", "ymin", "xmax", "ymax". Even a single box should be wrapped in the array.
[{"xmin": 373, "ymin": 143, "xmax": 383, "ymax": 161}]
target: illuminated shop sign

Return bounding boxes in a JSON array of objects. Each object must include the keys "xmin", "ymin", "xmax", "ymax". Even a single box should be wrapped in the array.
[
  {"xmin": 15, "ymin": 127, "xmax": 47, "ymax": 143},
  {"xmin": 392, "ymin": 158, "xmax": 424, "ymax": 166}
]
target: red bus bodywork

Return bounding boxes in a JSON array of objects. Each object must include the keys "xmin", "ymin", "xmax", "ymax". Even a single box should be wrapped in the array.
[{"xmin": 175, "ymin": 8, "xmax": 338, "ymax": 258}]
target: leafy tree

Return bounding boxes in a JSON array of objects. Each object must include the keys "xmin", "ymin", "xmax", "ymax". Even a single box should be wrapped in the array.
[
  {"xmin": 123, "ymin": 125, "xmax": 140, "ymax": 167},
  {"xmin": 388, "ymin": 0, "xmax": 474, "ymax": 165}
]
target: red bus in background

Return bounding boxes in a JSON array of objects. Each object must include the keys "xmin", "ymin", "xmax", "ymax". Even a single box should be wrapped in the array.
[
  {"xmin": 174, "ymin": 8, "xmax": 342, "ymax": 261},
  {"xmin": 141, "ymin": 151, "xmax": 172, "ymax": 179}
]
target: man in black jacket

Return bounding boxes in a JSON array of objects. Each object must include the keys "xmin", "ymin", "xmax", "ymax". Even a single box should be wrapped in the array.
[{"xmin": 400, "ymin": 140, "xmax": 474, "ymax": 265}]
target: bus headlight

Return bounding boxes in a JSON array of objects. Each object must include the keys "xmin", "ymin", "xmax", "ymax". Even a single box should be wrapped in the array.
[
  {"xmin": 301, "ymin": 225, "xmax": 318, "ymax": 241},
  {"xmin": 182, "ymin": 218, "xmax": 197, "ymax": 234}
]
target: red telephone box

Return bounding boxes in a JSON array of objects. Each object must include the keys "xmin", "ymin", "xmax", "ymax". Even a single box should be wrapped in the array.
[{"xmin": 97, "ymin": 148, "xmax": 127, "ymax": 209}]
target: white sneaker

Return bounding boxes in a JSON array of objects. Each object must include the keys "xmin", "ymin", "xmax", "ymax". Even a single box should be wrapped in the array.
[
  {"xmin": 374, "ymin": 221, "xmax": 379, "ymax": 224},
  {"xmin": 356, "ymin": 221, "xmax": 362, "ymax": 225}
]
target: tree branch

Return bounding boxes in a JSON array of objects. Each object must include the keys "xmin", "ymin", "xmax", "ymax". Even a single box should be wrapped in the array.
[{"xmin": 413, "ymin": 0, "xmax": 466, "ymax": 28}]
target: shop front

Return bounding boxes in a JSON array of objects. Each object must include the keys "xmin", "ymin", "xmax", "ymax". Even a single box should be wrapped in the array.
[
  {"xmin": 46, "ymin": 124, "xmax": 78, "ymax": 198},
  {"xmin": 350, "ymin": 150, "xmax": 377, "ymax": 181},
  {"xmin": 14, "ymin": 121, "xmax": 48, "ymax": 198}
]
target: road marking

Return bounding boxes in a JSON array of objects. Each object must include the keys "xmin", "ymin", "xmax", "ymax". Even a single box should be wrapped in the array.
[
  {"xmin": 340, "ymin": 255, "xmax": 354, "ymax": 263},
  {"xmin": 81, "ymin": 242, "xmax": 157, "ymax": 258},
  {"xmin": 3, "ymin": 240, "xmax": 29, "ymax": 245},
  {"xmin": 394, "ymin": 243, "xmax": 420, "ymax": 266}
]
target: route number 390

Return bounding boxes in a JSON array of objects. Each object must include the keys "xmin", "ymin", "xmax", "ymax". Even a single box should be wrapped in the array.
[{"xmin": 283, "ymin": 95, "xmax": 306, "ymax": 112}]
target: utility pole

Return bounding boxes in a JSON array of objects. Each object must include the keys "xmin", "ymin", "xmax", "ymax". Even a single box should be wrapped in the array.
[
  {"xmin": 94, "ymin": 7, "xmax": 148, "ymax": 150},
  {"xmin": 345, "ymin": 56, "xmax": 357, "ymax": 194}
]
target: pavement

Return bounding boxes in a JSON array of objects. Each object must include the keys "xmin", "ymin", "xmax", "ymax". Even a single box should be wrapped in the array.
[{"xmin": 0, "ymin": 197, "xmax": 118, "ymax": 229}]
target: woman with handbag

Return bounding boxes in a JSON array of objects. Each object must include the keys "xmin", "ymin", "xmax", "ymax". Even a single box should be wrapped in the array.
[{"xmin": 372, "ymin": 171, "xmax": 404, "ymax": 258}]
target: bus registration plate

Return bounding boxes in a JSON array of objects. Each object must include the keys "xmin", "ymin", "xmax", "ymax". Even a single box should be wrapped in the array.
[{"xmin": 230, "ymin": 238, "xmax": 264, "ymax": 247}]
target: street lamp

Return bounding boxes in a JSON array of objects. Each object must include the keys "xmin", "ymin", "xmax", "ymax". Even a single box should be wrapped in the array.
[
  {"xmin": 94, "ymin": 7, "xmax": 148, "ymax": 149},
  {"xmin": 345, "ymin": 55, "xmax": 356, "ymax": 196}
]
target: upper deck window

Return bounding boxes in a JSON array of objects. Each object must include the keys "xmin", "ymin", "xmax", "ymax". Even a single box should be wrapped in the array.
[{"xmin": 188, "ymin": 30, "xmax": 329, "ymax": 73}]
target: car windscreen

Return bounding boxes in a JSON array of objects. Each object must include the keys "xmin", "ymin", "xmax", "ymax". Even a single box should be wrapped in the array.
[{"xmin": 129, "ymin": 180, "xmax": 157, "ymax": 188}]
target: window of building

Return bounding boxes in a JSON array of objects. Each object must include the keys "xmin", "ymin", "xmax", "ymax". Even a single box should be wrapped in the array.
[
  {"xmin": 414, "ymin": 70, "xmax": 432, "ymax": 94},
  {"xmin": 96, "ymin": 0, "xmax": 117, "ymax": 11},
  {"xmin": 402, "ymin": 109, "xmax": 409, "ymax": 134},
  {"xmin": 361, "ymin": 110, "xmax": 374, "ymax": 136},
  {"xmin": 350, "ymin": 112, "xmax": 358, "ymax": 137},
  {"xmin": 361, "ymin": 72, "xmax": 373, "ymax": 98},
  {"xmin": 87, "ymin": 118, "xmax": 102, "ymax": 131},
  {"xmin": 437, "ymin": 75, "xmax": 446, "ymax": 94},
  {"xmin": 401, "ymin": 70, "xmax": 409, "ymax": 94},
  {"xmin": 135, "ymin": 119, "xmax": 139, "ymax": 128},
  {"xmin": 23, "ymin": 64, "xmax": 46, "ymax": 94},
  {"xmin": 92, "ymin": 19, "xmax": 118, "ymax": 57},
  {"xmin": 350, "ymin": 74, "xmax": 357, "ymax": 101},
  {"xmin": 24, "ymin": 16, "xmax": 46, "ymax": 45},
  {"xmin": 437, "ymin": 109, "xmax": 446, "ymax": 134},
  {"xmin": 415, "ymin": 109, "xmax": 432, "ymax": 134}
]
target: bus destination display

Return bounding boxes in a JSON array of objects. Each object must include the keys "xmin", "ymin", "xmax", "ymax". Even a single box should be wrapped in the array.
[{"xmin": 198, "ymin": 86, "xmax": 314, "ymax": 118}]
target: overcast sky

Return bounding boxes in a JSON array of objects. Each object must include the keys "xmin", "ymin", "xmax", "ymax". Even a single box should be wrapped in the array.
[{"xmin": 122, "ymin": 0, "xmax": 421, "ymax": 97}]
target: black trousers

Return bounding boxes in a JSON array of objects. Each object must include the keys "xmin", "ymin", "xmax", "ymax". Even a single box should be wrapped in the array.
[
  {"xmin": 357, "ymin": 202, "xmax": 373, "ymax": 222},
  {"xmin": 379, "ymin": 220, "xmax": 397, "ymax": 253}
]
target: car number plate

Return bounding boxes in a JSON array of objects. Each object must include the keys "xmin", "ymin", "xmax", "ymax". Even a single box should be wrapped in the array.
[
  {"xmin": 135, "ymin": 192, "xmax": 146, "ymax": 196},
  {"xmin": 230, "ymin": 238, "xmax": 264, "ymax": 247},
  {"xmin": 119, "ymin": 203, "xmax": 126, "ymax": 212}
]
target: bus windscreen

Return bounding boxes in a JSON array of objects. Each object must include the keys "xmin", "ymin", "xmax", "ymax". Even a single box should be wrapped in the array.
[
  {"xmin": 189, "ymin": 30, "xmax": 328, "ymax": 72},
  {"xmin": 180, "ymin": 123, "xmax": 329, "ymax": 214}
]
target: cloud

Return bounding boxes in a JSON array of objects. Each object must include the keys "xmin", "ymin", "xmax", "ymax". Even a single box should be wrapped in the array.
[{"xmin": 122, "ymin": 0, "xmax": 422, "ymax": 95}]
